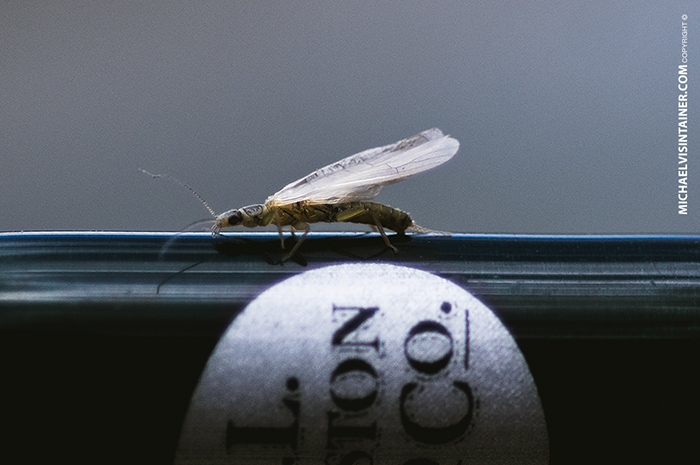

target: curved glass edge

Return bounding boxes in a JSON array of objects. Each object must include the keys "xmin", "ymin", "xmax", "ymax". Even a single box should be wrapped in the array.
[{"xmin": 1, "ymin": 231, "xmax": 699, "ymax": 339}]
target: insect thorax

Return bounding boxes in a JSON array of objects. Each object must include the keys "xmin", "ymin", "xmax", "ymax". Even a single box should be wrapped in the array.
[{"xmin": 217, "ymin": 204, "xmax": 271, "ymax": 228}]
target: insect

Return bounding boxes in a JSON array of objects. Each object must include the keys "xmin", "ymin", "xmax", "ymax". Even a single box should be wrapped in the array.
[{"xmin": 142, "ymin": 128, "xmax": 459, "ymax": 260}]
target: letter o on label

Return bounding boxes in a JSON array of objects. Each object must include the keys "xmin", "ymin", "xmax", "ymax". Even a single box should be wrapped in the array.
[
  {"xmin": 404, "ymin": 321, "xmax": 453, "ymax": 375},
  {"xmin": 330, "ymin": 359, "xmax": 379, "ymax": 412}
]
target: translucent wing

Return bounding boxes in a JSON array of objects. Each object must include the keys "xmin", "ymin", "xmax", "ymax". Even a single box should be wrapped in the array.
[{"xmin": 266, "ymin": 128, "xmax": 459, "ymax": 205}]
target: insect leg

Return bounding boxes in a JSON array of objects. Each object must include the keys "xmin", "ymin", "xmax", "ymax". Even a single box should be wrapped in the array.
[
  {"xmin": 369, "ymin": 211, "xmax": 399, "ymax": 254},
  {"xmin": 275, "ymin": 224, "xmax": 286, "ymax": 249},
  {"xmin": 282, "ymin": 222, "xmax": 310, "ymax": 262},
  {"xmin": 272, "ymin": 210, "xmax": 286, "ymax": 250},
  {"xmin": 335, "ymin": 208, "xmax": 365, "ymax": 222},
  {"xmin": 335, "ymin": 205, "xmax": 399, "ymax": 253}
]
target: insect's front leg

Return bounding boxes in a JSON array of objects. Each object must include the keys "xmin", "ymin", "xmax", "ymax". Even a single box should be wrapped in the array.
[
  {"xmin": 275, "ymin": 223, "xmax": 285, "ymax": 249},
  {"xmin": 266, "ymin": 208, "xmax": 286, "ymax": 250}
]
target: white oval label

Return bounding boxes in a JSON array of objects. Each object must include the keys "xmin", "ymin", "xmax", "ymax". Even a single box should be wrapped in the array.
[{"xmin": 175, "ymin": 264, "xmax": 548, "ymax": 464}]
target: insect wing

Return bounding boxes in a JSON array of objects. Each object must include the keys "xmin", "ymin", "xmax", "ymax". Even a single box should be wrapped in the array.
[{"xmin": 266, "ymin": 128, "xmax": 459, "ymax": 205}]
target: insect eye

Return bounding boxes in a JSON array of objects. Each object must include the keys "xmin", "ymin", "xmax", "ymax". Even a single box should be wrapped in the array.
[{"xmin": 227, "ymin": 211, "xmax": 243, "ymax": 226}]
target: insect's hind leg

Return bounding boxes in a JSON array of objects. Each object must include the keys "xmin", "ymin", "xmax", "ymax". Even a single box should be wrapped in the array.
[
  {"xmin": 336, "ymin": 205, "xmax": 399, "ymax": 254},
  {"xmin": 369, "ymin": 212, "xmax": 399, "ymax": 254}
]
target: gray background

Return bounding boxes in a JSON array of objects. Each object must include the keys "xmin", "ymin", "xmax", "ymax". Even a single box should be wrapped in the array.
[{"xmin": 2, "ymin": 0, "xmax": 697, "ymax": 234}]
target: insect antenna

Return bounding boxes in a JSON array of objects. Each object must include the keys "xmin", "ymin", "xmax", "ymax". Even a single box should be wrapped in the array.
[
  {"xmin": 157, "ymin": 218, "xmax": 218, "ymax": 259},
  {"xmin": 139, "ymin": 168, "xmax": 217, "ymax": 219}
]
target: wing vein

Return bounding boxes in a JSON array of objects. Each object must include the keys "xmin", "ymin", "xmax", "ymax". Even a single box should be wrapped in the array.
[{"xmin": 266, "ymin": 128, "xmax": 459, "ymax": 205}]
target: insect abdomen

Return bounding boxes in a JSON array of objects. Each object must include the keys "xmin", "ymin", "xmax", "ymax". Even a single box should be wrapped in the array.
[{"xmin": 335, "ymin": 202, "xmax": 413, "ymax": 233}]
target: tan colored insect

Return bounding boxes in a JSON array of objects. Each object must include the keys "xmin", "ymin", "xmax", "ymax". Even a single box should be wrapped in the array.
[{"xmin": 142, "ymin": 128, "xmax": 459, "ymax": 259}]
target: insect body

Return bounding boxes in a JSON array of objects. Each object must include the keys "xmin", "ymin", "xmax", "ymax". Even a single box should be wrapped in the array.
[
  {"xmin": 214, "ymin": 128, "xmax": 459, "ymax": 258},
  {"xmin": 143, "ymin": 128, "xmax": 459, "ymax": 259},
  {"xmin": 219, "ymin": 201, "xmax": 413, "ymax": 254}
]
